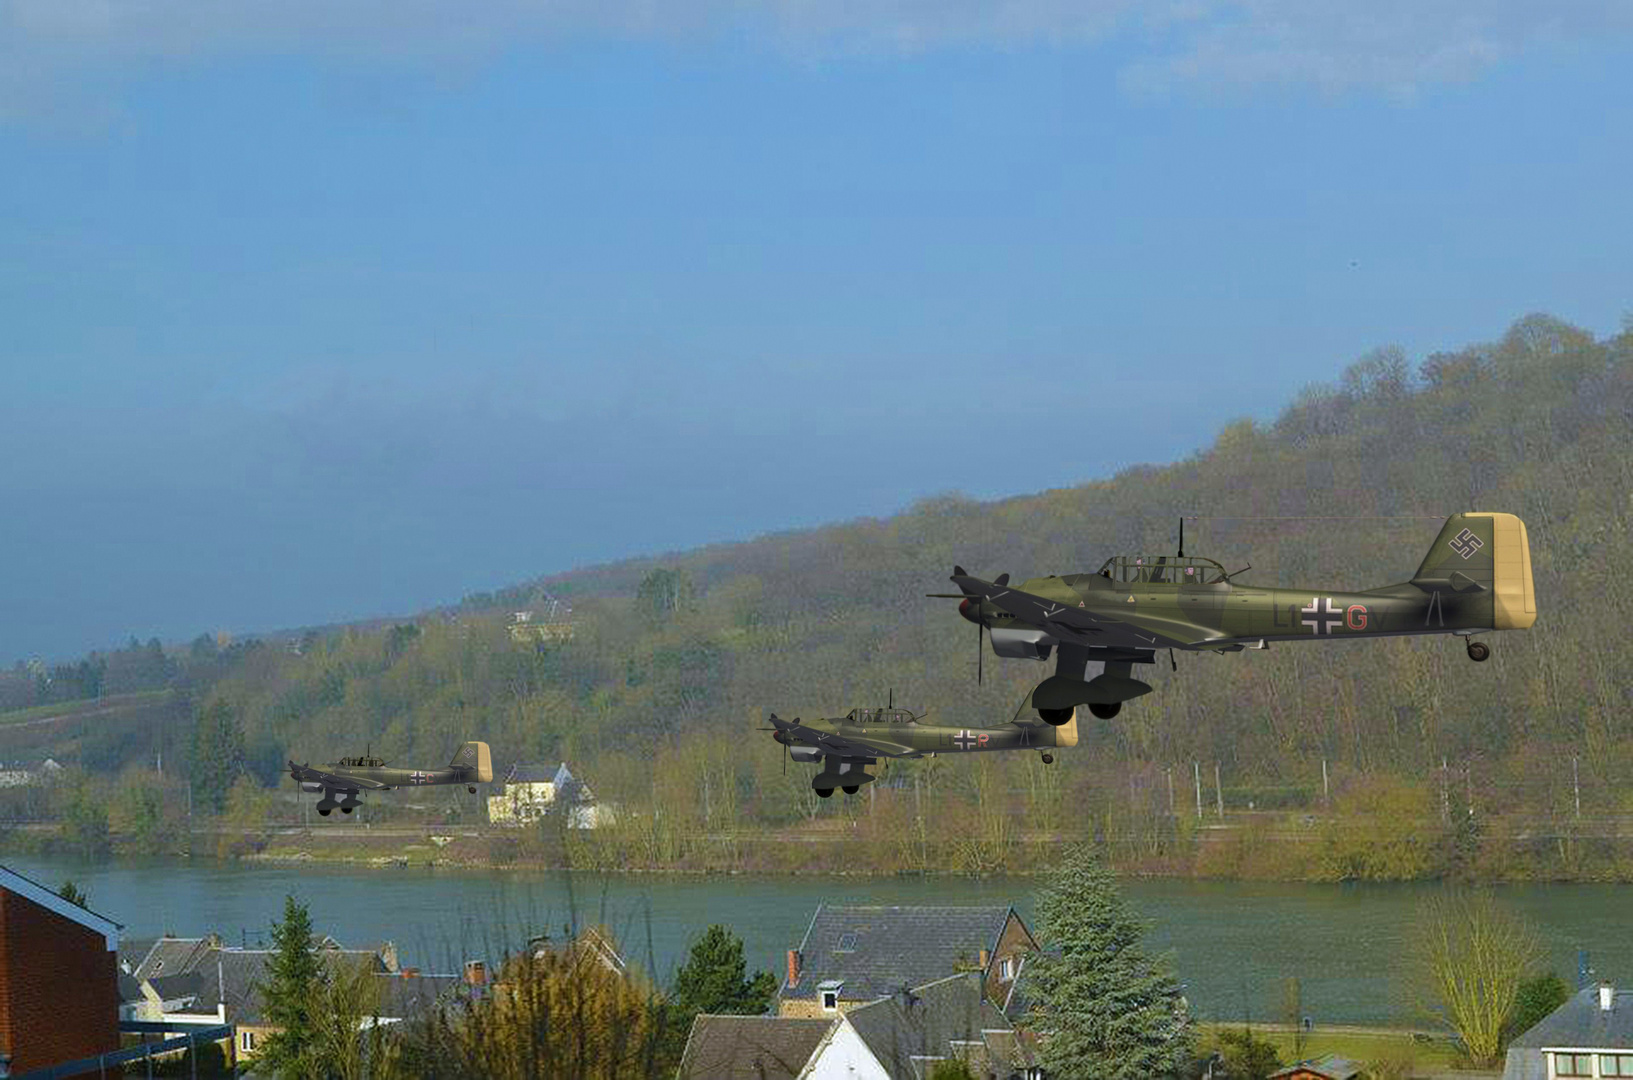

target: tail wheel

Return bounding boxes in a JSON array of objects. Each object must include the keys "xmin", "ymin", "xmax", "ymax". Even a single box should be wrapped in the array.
[
  {"xmin": 1037, "ymin": 707, "xmax": 1074, "ymax": 726},
  {"xmin": 1467, "ymin": 641, "xmax": 1491, "ymax": 662},
  {"xmin": 1088, "ymin": 702, "xmax": 1121, "ymax": 720},
  {"xmin": 1041, "ymin": 753, "xmax": 1054, "ymax": 764}
]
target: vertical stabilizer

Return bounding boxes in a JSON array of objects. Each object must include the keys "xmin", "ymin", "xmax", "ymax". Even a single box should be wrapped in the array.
[
  {"xmin": 451, "ymin": 741, "xmax": 494, "ymax": 782},
  {"xmin": 1411, "ymin": 512, "xmax": 1536, "ymax": 629}
]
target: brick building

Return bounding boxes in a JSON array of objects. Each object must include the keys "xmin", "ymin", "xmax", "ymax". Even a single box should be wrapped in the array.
[{"xmin": 0, "ymin": 864, "xmax": 121, "ymax": 1074}]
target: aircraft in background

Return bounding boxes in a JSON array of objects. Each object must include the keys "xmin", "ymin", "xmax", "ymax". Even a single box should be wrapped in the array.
[{"xmin": 288, "ymin": 740, "xmax": 494, "ymax": 817}]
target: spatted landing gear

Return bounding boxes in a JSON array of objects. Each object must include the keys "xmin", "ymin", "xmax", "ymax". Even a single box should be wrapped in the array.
[
  {"xmin": 1088, "ymin": 702, "xmax": 1121, "ymax": 720},
  {"xmin": 842, "ymin": 785, "xmax": 860, "ymax": 795},
  {"xmin": 1466, "ymin": 640, "xmax": 1490, "ymax": 662},
  {"xmin": 341, "ymin": 803, "xmax": 355, "ymax": 814},
  {"xmin": 815, "ymin": 787, "xmax": 834, "ymax": 799},
  {"xmin": 317, "ymin": 800, "xmax": 335, "ymax": 817},
  {"xmin": 1037, "ymin": 707, "xmax": 1073, "ymax": 725},
  {"xmin": 1041, "ymin": 753, "xmax": 1054, "ymax": 764}
]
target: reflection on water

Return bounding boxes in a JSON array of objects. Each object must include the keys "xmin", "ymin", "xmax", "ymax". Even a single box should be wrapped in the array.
[{"xmin": 11, "ymin": 854, "xmax": 1630, "ymax": 1025}]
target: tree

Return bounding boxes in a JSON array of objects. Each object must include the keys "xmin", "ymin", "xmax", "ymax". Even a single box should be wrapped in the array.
[
  {"xmin": 1503, "ymin": 973, "xmax": 1570, "ymax": 1048},
  {"xmin": 308, "ymin": 955, "xmax": 386, "ymax": 1080},
  {"xmin": 58, "ymin": 880, "xmax": 87, "ymax": 907},
  {"xmin": 1215, "ymin": 1027, "xmax": 1282, "ymax": 1079},
  {"xmin": 253, "ymin": 895, "xmax": 325, "ymax": 1077},
  {"xmin": 1412, "ymin": 891, "xmax": 1543, "ymax": 1066},
  {"xmin": 670, "ymin": 924, "xmax": 778, "ymax": 1018},
  {"xmin": 926, "ymin": 1060, "xmax": 977, "ymax": 1080},
  {"xmin": 190, "ymin": 699, "xmax": 245, "ymax": 815},
  {"xmin": 637, "ymin": 568, "xmax": 692, "ymax": 619},
  {"xmin": 1024, "ymin": 847, "xmax": 1191, "ymax": 1079}
]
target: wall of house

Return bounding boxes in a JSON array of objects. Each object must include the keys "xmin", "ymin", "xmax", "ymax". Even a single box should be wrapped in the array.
[
  {"xmin": 803, "ymin": 1020, "xmax": 884, "ymax": 1079},
  {"xmin": 0, "ymin": 891, "xmax": 119, "ymax": 1073},
  {"xmin": 984, "ymin": 913, "xmax": 1037, "ymax": 1004}
]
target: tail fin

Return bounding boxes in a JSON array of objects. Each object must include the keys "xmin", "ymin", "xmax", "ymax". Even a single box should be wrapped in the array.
[
  {"xmin": 1411, "ymin": 512, "xmax": 1537, "ymax": 629},
  {"xmin": 450, "ymin": 741, "xmax": 493, "ymax": 783}
]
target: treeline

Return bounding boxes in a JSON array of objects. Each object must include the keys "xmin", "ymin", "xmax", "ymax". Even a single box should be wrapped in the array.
[{"xmin": 9, "ymin": 313, "xmax": 1633, "ymax": 881}]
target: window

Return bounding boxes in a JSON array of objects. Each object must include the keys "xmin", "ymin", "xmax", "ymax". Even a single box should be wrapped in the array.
[
  {"xmin": 1603, "ymin": 1054, "xmax": 1633, "ymax": 1077},
  {"xmin": 821, "ymin": 990, "xmax": 838, "ymax": 1011},
  {"xmin": 242, "ymin": 1031, "xmax": 256, "ymax": 1053},
  {"xmin": 835, "ymin": 933, "xmax": 857, "ymax": 953},
  {"xmin": 1555, "ymin": 1052, "xmax": 1593, "ymax": 1077},
  {"xmin": 999, "ymin": 957, "xmax": 1015, "ymax": 981}
]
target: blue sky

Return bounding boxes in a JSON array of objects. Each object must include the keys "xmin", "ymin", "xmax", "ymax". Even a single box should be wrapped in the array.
[{"xmin": 3, "ymin": 2, "xmax": 1631, "ymax": 661}]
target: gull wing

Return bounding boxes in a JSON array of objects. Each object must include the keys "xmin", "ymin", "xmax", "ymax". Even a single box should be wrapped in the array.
[
  {"xmin": 950, "ymin": 572, "xmax": 1218, "ymax": 649},
  {"xmin": 299, "ymin": 767, "xmax": 388, "ymax": 792}
]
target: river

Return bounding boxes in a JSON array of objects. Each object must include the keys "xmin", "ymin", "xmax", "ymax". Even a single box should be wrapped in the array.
[{"xmin": 10, "ymin": 854, "xmax": 1630, "ymax": 1027}]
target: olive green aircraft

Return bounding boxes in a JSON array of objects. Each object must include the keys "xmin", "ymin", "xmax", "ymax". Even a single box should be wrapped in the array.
[
  {"xmin": 288, "ymin": 741, "xmax": 494, "ymax": 817},
  {"xmin": 765, "ymin": 693, "xmax": 1078, "ymax": 797},
  {"xmin": 934, "ymin": 512, "xmax": 1537, "ymax": 726}
]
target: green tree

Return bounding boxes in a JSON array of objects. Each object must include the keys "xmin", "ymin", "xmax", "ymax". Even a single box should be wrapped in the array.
[
  {"xmin": 1503, "ymin": 973, "xmax": 1570, "ymax": 1048},
  {"xmin": 926, "ymin": 1060, "xmax": 977, "ymax": 1080},
  {"xmin": 190, "ymin": 699, "xmax": 245, "ymax": 815},
  {"xmin": 1412, "ymin": 891, "xmax": 1542, "ymax": 1066},
  {"xmin": 58, "ymin": 880, "xmax": 87, "ymax": 907},
  {"xmin": 637, "ymin": 568, "xmax": 693, "ymax": 619},
  {"xmin": 1024, "ymin": 847, "xmax": 1191, "ymax": 1079},
  {"xmin": 670, "ymin": 924, "xmax": 778, "ymax": 1017},
  {"xmin": 1215, "ymin": 1027, "xmax": 1282, "ymax": 1079},
  {"xmin": 253, "ymin": 895, "xmax": 325, "ymax": 1077},
  {"xmin": 57, "ymin": 772, "xmax": 111, "ymax": 857}
]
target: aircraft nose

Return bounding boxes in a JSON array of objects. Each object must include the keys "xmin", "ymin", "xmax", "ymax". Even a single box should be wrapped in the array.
[{"xmin": 957, "ymin": 598, "xmax": 981, "ymax": 624}]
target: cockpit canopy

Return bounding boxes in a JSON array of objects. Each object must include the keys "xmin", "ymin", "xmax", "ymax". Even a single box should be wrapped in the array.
[
  {"xmin": 845, "ymin": 707, "xmax": 916, "ymax": 724},
  {"xmin": 337, "ymin": 755, "xmax": 385, "ymax": 768},
  {"xmin": 1094, "ymin": 555, "xmax": 1228, "ymax": 585}
]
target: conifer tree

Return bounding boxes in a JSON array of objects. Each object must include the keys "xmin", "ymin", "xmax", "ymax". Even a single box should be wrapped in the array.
[
  {"xmin": 253, "ymin": 895, "xmax": 324, "ymax": 1078},
  {"xmin": 1025, "ymin": 847, "xmax": 1191, "ymax": 1078},
  {"xmin": 670, "ymin": 924, "xmax": 778, "ymax": 1018}
]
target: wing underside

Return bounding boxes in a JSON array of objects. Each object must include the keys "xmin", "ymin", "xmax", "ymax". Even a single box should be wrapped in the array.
[{"xmin": 952, "ymin": 573, "xmax": 1220, "ymax": 649}]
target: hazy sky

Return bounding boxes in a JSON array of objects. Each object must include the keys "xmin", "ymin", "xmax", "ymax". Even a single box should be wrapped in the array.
[{"xmin": 3, "ymin": 2, "xmax": 1631, "ymax": 661}]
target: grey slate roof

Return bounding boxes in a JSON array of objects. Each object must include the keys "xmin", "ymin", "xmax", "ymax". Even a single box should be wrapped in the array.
[
  {"xmin": 1509, "ymin": 986, "xmax": 1633, "ymax": 1049},
  {"xmin": 842, "ymin": 971, "xmax": 1020, "ymax": 1080},
  {"xmin": 194, "ymin": 948, "xmax": 386, "ymax": 1023},
  {"xmin": 372, "ymin": 972, "xmax": 465, "ymax": 1021},
  {"xmin": 132, "ymin": 937, "xmax": 216, "ymax": 983},
  {"xmin": 677, "ymin": 1015, "xmax": 834, "ymax": 1079},
  {"xmin": 787, "ymin": 905, "xmax": 1013, "ymax": 1003}
]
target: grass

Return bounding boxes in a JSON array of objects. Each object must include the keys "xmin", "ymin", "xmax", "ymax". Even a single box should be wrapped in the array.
[
  {"xmin": 0, "ymin": 689, "xmax": 171, "ymax": 726},
  {"xmin": 1198, "ymin": 1022, "xmax": 1471, "ymax": 1072}
]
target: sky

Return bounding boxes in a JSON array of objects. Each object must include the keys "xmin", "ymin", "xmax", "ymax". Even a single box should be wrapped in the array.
[{"xmin": 3, "ymin": 2, "xmax": 1631, "ymax": 662}]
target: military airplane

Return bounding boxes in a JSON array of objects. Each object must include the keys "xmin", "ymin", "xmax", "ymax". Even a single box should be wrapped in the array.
[
  {"xmin": 288, "ymin": 741, "xmax": 494, "ymax": 817},
  {"xmin": 934, "ymin": 512, "xmax": 1536, "ymax": 725},
  {"xmin": 766, "ymin": 694, "xmax": 1077, "ymax": 798}
]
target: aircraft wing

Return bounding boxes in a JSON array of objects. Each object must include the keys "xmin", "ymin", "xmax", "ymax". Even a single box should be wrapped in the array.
[
  {"xmin": 769, "ymin": 717, "xmax": 917, "ymax": 759},
  {"xmin": 951, "ymin": 572, "xmax": 1218, "ymax": 650},
  {"xmin": 289, "ymin": 765, "xmax": 387, "ymax": 792}
]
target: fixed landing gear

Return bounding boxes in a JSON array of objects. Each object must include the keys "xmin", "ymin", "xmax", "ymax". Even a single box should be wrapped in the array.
[
  {"xmin": 1088, "ymin": 702, "xmax": 1121, "ymax": 720},
  {"xmin": 341, "ymin": 803, "xmax": 355, "ymax": 814},
  {"xmin": 1466, "ymin": 640, "xmax": 1490, "ymax": 662},
  {"xmin": 1041, "ymin": 753, "xmax": 1054, "ymax": 764},
  {"xmin": 468, "ymin": 785, "xmax": 477, "ymax": 793},
  {"xmin": 815, "ymin": 787, "xmax": 834, "ymax": 799},
  {"xmin": 842, "ymin": 785, "xmax": 860, "ymax": 795},
  {"xmin": 317, "ymin": 799, "xmax": 335, "ymax": 817},
  {"xmin": 1037, "ymin": 707, "xmax": 1073, "ymax": 726}
]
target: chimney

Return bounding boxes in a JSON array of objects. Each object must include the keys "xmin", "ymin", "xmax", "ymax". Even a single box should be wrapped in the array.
[
  {"xmin": 979, "ymin": 948, "xmax": 991, "ymax": 970},
  {"xmin": 465, "ymin": 960, "xmax": 488, "ymax": 987},
  {"xmin": 787, "ymin": 950, "xmax": 802, "ymax": 989},
  {"xmin": 401, "ymin": 967, "xmax": 420, "ymax": 979},
  {"xmin": 1601, "ymin": 983, "xmax": 1615, "ymax": 1012}
]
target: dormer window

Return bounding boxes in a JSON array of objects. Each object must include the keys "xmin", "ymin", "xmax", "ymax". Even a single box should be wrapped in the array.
[
  {"xmin": 818, "ymin": 979, "xmax": 843, "ymax": 1012},
  {"xmin": 835, "ymin": 934, "xmax": 857, "ymax": 953}
]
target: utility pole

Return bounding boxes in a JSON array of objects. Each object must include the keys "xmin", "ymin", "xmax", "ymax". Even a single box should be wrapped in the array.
[
  {"xmin": 1194, "ymin": 762, "xmax": 1203, "ymax": 819},
  {"xmin": 1214, "ymin": 762, "xmax": 1223, "ymax": 818},
  {"xmin": 1440, "ymin": 758, "xmax": 1450, "ymax": 825},
  {"xmin": 1167, "ymin": 767, "xmax": 1175, "ymax": 816},
  {"xmin": 1574, "ymin": 756, "xmax": 1582, "ymax": 819},
  {"xmin": 1322, "ymin": 759, "xmax": 1330, "ymax": 805}
]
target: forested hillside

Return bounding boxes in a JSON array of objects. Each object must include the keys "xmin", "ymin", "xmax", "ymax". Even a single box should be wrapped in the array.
[{"xmin": 6, "ymin": 314, "xmax": 1631, "ymax": 879}]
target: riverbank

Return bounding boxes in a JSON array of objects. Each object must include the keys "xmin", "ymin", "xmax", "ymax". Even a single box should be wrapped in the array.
[{"xmin": 9, "ymin": 808, "xmax": 1633, "ymax": 883}]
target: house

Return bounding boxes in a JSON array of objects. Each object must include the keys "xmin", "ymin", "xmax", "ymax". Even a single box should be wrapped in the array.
[
  {"xmin": 487, "ymin": 762, "xmax": 608, "ymax": 827},
  {"xmin": 779, "ymin": 905, "xmax": 1038, "ymax": 1019},
  {"xmin": 1268, "ymin": 1054, "xmax": 1365, "ymax": 1080},
  {"xmin": 0, "ymin": 863, "xmax": 123, "ymax": 1074},
  {"xmin": 1504, "ymin": 982, "xmax": 1633, "ymax": 1080},
  {"xmin": 676, "ymin": 1015, "xmax": 833, "ymax": 1079},
  {"xmin": 800, "ymin": 971, "xmax": 1041, "ymax": 1079},
  {"xmin": 0, "ymin": 758, "xmax": 62, "ymax": 787}
]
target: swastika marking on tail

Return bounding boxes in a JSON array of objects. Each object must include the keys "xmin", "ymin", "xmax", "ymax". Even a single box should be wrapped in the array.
[{"xmin": 1449, "ymin": 527, "xmax": 1484, "ymax": 560}]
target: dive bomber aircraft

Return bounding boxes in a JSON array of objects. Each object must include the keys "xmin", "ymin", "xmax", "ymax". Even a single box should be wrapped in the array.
[
  {"xmin": 288, "ymin": 741, "xmax": 494, "ymax": 816},
  {"xmin": 936, "ymin": 512, "xmax": 1537, "ymax": 725},
  {"xmin": 767, "ymin": 693, "xmax": 1077, "ymax": 798}
]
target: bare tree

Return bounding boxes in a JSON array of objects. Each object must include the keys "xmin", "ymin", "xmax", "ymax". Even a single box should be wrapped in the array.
[{"xmin": 1411, "ymin": 891, "xmax": 1542, "ymax": 1066}]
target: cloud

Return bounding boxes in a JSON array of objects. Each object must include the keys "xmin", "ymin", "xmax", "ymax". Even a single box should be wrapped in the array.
[{"xmin": 2, "ymin": 0, "xmax": 1629, "ymax": 118}]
